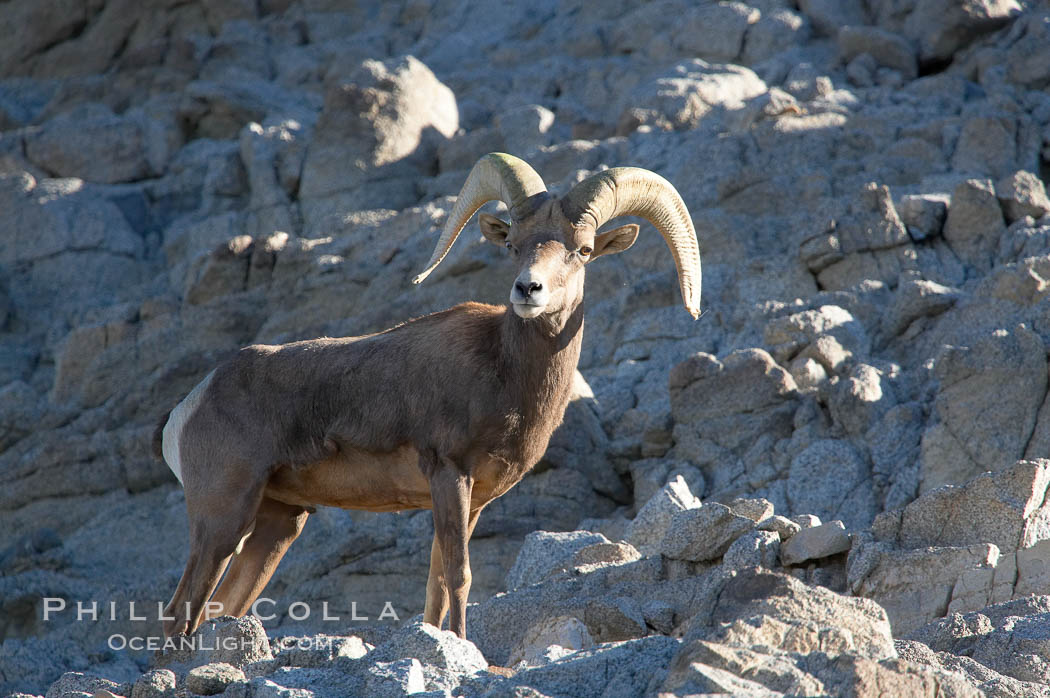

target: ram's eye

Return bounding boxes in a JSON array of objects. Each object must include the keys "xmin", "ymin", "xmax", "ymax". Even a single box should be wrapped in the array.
[
  {"xmin": 578, "ymin": 245, "xmax": 593, "ymax": 257},
  {"xmin": 505, "ymin": 242, "xmax": 518, "ymax": 255}
]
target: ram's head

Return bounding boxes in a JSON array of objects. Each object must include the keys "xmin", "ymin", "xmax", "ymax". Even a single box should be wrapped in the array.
[{"xmin": 413, "ymin": 153, "xmax": 701, "ymax": 322}]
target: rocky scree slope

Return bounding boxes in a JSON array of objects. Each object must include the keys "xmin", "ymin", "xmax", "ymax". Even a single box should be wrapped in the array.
[{"xmin": 2, "ymin": 0, "xmax": 1050, "ymax": 695}]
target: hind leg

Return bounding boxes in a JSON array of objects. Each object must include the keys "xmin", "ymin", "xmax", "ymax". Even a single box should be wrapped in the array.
[
  {"xmin": 163, "ymin": 474, "xmax": 265, "ymax": 637},
  {"xmin": 207, "ymin": 497, "xmax": 309, "ymax": 619}
]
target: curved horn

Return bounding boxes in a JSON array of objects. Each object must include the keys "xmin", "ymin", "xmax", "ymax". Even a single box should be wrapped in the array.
[
  {"xmin": 562, "ymin": 168, "xmax": 701, "ymax": 319},
  {"xmin": 412, "ymin": 153, "xmax": 548, "ymax": 284}
]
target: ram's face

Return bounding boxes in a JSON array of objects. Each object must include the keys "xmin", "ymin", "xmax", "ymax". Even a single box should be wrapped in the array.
[{"xmin": 479, "ymin": 200, "xmax": 639, "ymax": 320}]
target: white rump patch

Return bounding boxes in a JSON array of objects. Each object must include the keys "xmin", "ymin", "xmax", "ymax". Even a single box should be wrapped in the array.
[{"xmin": 162, "ymin": 370, "xmax": 215, "ymax": 486}]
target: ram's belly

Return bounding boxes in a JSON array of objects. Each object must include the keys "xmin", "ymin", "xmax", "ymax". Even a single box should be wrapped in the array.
[{"xmin": 264, "ymin": 445, "xmax": 432, "ymax": 512}]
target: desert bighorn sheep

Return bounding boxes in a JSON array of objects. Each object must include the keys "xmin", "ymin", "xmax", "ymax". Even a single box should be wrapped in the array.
[{"xmin": 156, "ymin": 152, "xmax": 700, "ymax": 641}]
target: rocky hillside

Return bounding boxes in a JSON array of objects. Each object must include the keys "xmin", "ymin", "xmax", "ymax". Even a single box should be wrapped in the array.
[{"xmin": 2, "ymin": 0, "xmax": 1050, "ymax": 695}]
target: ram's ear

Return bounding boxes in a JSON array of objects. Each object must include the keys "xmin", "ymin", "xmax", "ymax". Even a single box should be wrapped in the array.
[
  {"xmin": 591, "ymin": 223, "xmax": 640, "ymax": 259},
  {"xmin": 479, "ymin": 213, "xmax": 511, "ymax": 244}
]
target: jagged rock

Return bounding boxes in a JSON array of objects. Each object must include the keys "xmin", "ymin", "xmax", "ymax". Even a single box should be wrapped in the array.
[
  {"xmin": 670, "ymin": 4, "xmax": 758, "ymax": 62},
  {"xmin": 582, "ymin": 595, "xmax": 647, "ymax": 642},
  {"xmin": 897, "ymin": 194, "xmax": 948, "ymax": 240},
  {"xmin": 25, "ymin": 104, "xmax": 153, "ymax": 183},
  {"xmin": 800, "ymin": 183, "xmax": 914, "ymax": 291},
  {"xmin": 872, "ymin": 0, "xmax": 1022, "ymax": 63},
  {"xmin": 571, "ymin": 541, "xmax": 641, "ymax": 569},
  {"xmin": 660, "ymin": 502, "xmax": 755, "ymax": 562},
  {"xmin": 896, "ymin": 638, "xmax": 1050, "ymax": 698},
  {"xmin": 249, "ymin": 675, "xmax": 314, "ymax": 698},
  {"xmin": 45, "ymin": 673, "xmax": 124, "ymax": 698},
  {"xmin": 848, "ymin": 539, "xmax": 1003, "ymax": 635},
  {"xmin": 792, "ymin": 514, "xmax": 822, "ymax": 529},
  {"xmin": 806, "ymin": 654, "xmax": 982, "ymax": 698},
  {"xmin": 0, "ymin": 172, "xmax": 144, "ymax": 328},
  {"xmin": 680, "ymin": 567, "xmax": 896, "ymax": 661},
  {"xmin": 798, "ymin": 0, "xmax": 867, "ymax": 37},
  {"xmin": 728, "ymin": 497, "xmax": 775, "ymax": 523},
  {"xmin": 757, "ymin": 515, "xmax": 801, "ymax": 541},
  {"xmin": 628, "ymin": 459, "xmax": 705, "ymax": 510},
  {"xmin": 131, "ymin": 669, "xmax": 175, "ymax": 698},
  {"xmin": 505, "ymin": 530, "xmax": 610, "ymax": 590},
  {"xmin": 618, "ymin": 59, "xmax": 766, "ymax": 134},
  {"xmin": 997, "ymin": 170, "xmax": 1050, "ymax": 223},
  {"xmin": 665, "ymin": 639, "xmax": 824, "ymax": 696},
  {"xmin": 496, "ymin": 636, "xmax": 680, "ymax": 698},
  {"xmin": 882, "ymin": 277, "xmax": 961, "ymax": 339},
  {"xmin": 507, "ymin": 616, "xmax": 594, "ymax": 668},
  {"xmin": 907, "ymin": 599, "xmax": 1050, "ymax": 686},
  {"xmin": 781, "ymin": 521, "xmax": 852, "ymax": 566},
  {"xmin": 787, "ymin": 440, "xmax": 876, "ymax": 530},
  {"xmin": 298, "ymin": 55, "xmax": 457, "ymax": 223},
  {"xmin": 238, "ymin": 119, "xmax": 307, "ymax": 211},
  {"xmin": 364, "ymin": 659, "xmax": 426, "ymax": 697},
  {"xmin": 951, "ymin": 116, "xmax": 1023, "ymax": 179},
  {"xmin": 827, "ymin": 363, "xmax": 897, "ymax": 437},
  {"xmin": 495, "ymin": 105, "xmax": 555, "ymax": 156},
  {"xmin": 183, "ymin": 235, "xmax": 256, "ymax": 305},
  {"xmin": 369, "ymin": 621, "xmax": 486, "ymax": 691},
  {"xmin": 723, "ymin": 530, "xmax": 781, "ymax": 570},
  {"xmin": 178, "ymin": 78, "xmax": 315, "ymax": 143},
  {"xmin": 663, "ymin": 656, "xmax": 784, "ymax": 696},
  {"xmin": 742, "ymin": 9, "xmax": 811, "ymax": 65},
  {"xmin": 247, "ymin": 667, "xmax": 352, "ymax": 697},
  {"xmin": 838, "ymin": 26, "xmax": 918, "ymax": 80},
  {"xmin": 271, "ymin": 635, "xmax": 370, "ymax": 668},
  {"xmin": 945, "ymin": 179, "xmax": 1007, "ymax": 274},
  {"xmin": 626, "ymin": 475, "xmax": 700, "ymax": 555},
  {"xmin": 155, "ymin": 616, "xmax": 273, "ymax": 674},
  {"xmin": 1002, "ymin": 9, "xmax": 1050, "ymax": 89},
  {"xmin": 185, "ymin": 663, "xmax": 246, "ymax": 696},
  {"xmin": 874, "ymin": 459, "xmax": 1050, "ymax": 553},
  {"xmin": 919, "ymin": 328, "xmax": 1047, "ymax": 492},
  {"xmin": 669, "ymin": 349, "xmax": 799, "ymax": 499},
  {"xmin": 765, "ymin": 305, "xmax": 870, "ymax": 371}
]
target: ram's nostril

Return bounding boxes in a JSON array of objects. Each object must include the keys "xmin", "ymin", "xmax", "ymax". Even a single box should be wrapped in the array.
[
  {"xmin": 529, "ymin": 282, "xmax": 542, "ymax": 293},
  {"xmin": 515, "ymin": 281, "xmax": 529, "ymax": 297}
]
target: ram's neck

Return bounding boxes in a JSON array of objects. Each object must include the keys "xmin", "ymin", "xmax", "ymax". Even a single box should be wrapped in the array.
[{"xmin": 500, "ymin": 302, "xmax": 584, "ymax": 438}]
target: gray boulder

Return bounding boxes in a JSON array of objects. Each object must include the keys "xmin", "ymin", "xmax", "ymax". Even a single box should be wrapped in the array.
[
  {"xmin": 298, "ymin": 55, "xmax": 457, "ymax": 225},
  {"xmin": 798, "ymin": 0, "xmax": 867, "ymax": 37},
  {"xmin": 660, "ymin": 502, "xmax": 756, "ymax": 562},
  {"xmin": 848, "ymin": 539, "xmax": 1003, "ymax": 635},
  {"xmin": 838, "ymin": 26, "xmax": 917, "ymax": 80},
  {"xmin": 364, "ymin": 659, "xmax": 426, "ymax": 697},
  {"xmin": 723, "ymin": 529, "xmax": 781, "ymax": 570},
  {"xmin": 25, "ymin": 103, "xmax": 153, "ymax": 183},
  {"xmin": 908, "ymin": 599, "xmax": 1050, "ymax": 687},
  {"xmin": 369, "ymin": 620, "xmax": 486, "ymax": 691},
  {"xmin": 131, "ymin": 669, "xmax": 175, "ymax": 698},
  {"xmin": 626, "ymin": 475, "xmax": 700, "ymax": 555},
  {"xmin": 495, "ymin": 636, "xmax": 680, "ymax": 698},
  {"xmin": 997, "ymin": 170, "xmax": 1050, "ymax": 223},
  {"xmin": 506, "ymin": 615, "xmax": 594, "ymax": 668},
  {"xmin": 919, "ymin": 327, "xmax": 1046, "ymax": 492},
  {"xmin": 680, "ymin": 567, "xmax": 895, "ymax": 661},
  {"xmin": 155, "ymin": 616, "xmax": 273, "ymax": 675},
  {"xmin": 780, "ymin": 520, "xmax": 852, "ymax": 566},
  {"xmin": 505, "ymin": 530, "xmax": 610, "ymax": 591},
  {"xmin": 185, "ymin": 662, "xmax": 247, "ymax": 696}
]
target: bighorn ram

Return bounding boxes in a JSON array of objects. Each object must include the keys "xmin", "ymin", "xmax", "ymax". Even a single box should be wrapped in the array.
[{"xmin": 156, "ymin": 153, "xmax": 700, "ymax": 640}]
